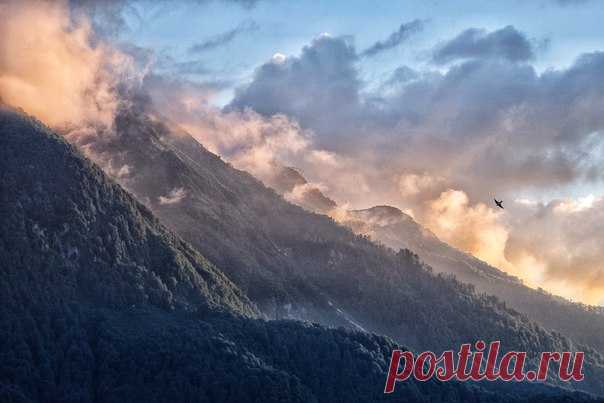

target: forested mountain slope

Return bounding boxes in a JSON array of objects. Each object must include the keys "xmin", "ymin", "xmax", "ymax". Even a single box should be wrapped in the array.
[
  {"xmin": 266, "ymin": 165, "xmax": 604, "ymax": 358},
  {"xmin": 345, "ymin": 206, "xmax": 604, "ymax": 354},
  {"xmin": 67, "ymin": 107, "xmax": 604, "ymax": 396},
  {"xmin": 0, "ymin": 108, "xmax": 255, "ymax": 317},
  {"xmin": 2, "ymin": 106, "xmax": 540, "ymax": 403}
]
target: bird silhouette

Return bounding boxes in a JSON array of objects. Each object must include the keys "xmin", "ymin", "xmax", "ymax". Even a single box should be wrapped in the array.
[{"xmin": 494, "ymin": 199, "xmax": 504, "ymax": 209}]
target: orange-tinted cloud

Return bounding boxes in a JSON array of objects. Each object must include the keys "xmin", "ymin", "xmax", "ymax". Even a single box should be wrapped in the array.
[{"xmin": 0, "ymin": 0, "xmax": 131, "ymax": 129}]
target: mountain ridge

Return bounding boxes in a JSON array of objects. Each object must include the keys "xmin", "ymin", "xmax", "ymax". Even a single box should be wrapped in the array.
[
  {"xmin": 344, "ymin": 204, "xmax": 604, "ymax": 353},
  {"xmin": 4, "ymin": 105, "xmax": 595, "ymax": 402},
  {"xmin": 63, "ymin": 105, "xmax": 604, "ymax": 396},
  {"xmin": 262, "ymin": 161, "xmax": 604, "ymax": 355},
  {"xmin": 261, "ymin": 162, "xmax": 604, "ymax": 354},
  {"xmin": 3, "ymin": 105, "xmax": 507, "ymax": 403}
]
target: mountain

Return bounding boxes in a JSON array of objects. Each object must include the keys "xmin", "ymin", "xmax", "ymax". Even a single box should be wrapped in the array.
[
  {"xmin": 266, "ymin": 165, "xmax": 337, "ymax": 214},
  {"xmin": 344, "ymin": 205, "xmax": 604, "ymax": 354},
  {"xmin": 263, "ymin": 165, "xmax": 604, "ymax": 357},
  {"xmin": 67, "ymin": 106, "xmax": 604, "ymax": 397},
  {"xmin": 4, "ymin": 106, "xmax": 540, "ymax": 403},
  {"xmin": 5, "ymin": 106, "xmax": 593, "ymax": 403}
]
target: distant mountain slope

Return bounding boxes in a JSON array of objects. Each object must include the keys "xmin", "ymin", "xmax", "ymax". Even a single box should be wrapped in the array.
[
  {"xmin": 3, "ymin": 106, "xmax": 535, "ymax": 403},
  {"xmin": 70, "ymin": 108, "xmax": 604, "ymax": 396},
  {"xmin": 345, "ymin": 205, "xmax": 604, "ymax": 353},
  {"xmin": 262, "ymin": 165, "xmax": 604, "ymax": 356}
]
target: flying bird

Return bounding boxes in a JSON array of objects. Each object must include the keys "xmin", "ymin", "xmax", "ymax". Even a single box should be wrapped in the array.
[{"xmin": 494, "ymin": 199, "xmax": 504, "ymax": 209}]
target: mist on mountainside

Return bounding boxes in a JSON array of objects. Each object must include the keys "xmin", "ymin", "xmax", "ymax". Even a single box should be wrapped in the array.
[
  {"xmin": 269, "ymin": 165, "xmax": 604, "ymax": 356},
  {"xmin": 345, "ymin": 204, "xmax": 604, "ymax": 352}
]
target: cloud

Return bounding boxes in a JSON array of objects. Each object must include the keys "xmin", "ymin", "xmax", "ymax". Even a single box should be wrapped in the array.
[
  {"xmin": 398, "ymin": 172, "xmax": 444, "ymax": 198},
  {"xmin": 360, "ymin": 19, "xmax": 424, "ymax": 58},
  {"xmin": 231, "ymin": 32, "xmax": 604, "ymax": 202},
  {"xmin": 138, "ymin": 73, "xmax": 372, "ymax": 212},
  {"xmin": 383, "ymin": 66, "xmax": 420, "ymax": 86},
  {"xmin": 422, "ymin": 190, "xmax": 510, "ymax": 271},
  {"xmin": 159, "ymin": 187, "xmax": 188, "ymax": 204},
  {"xmin": 228, "ymin": 34, "xmax": 363, "ymax": 148},
  {"xmin": 68, "ymin": 0, "xmax": 140, "ymax": 38},
  {"xmin": 228, "ymin": 28, "xmax": 604, "ymax": 304},
  {"xmin": 171, "ymin": 60, "xmax": 212, "ymax": 76},
  {"xmin": 7, "ymin": 2, "xmax": 601, "ymax": 305},
  {"xmin": 0, "ymin": 0, "xmax": 136, "ymax": 129},
  {"xmin": 432, "ymin": 26, "xmax": 535, "ymax": 64},
  {"xmin": 406, "ymin": 189, "xmax": 604, "ymax": 305},
  {"xmin": 69, "ymin": 0, "xmax": 263, "ymax": 40},
  {"xmin": 504, "ymin": 196, "xmax": 604, "ymax": 304},
  {"xmin": 189, "ymin": 20, "xmax": 259, "ymax": 54},
  {"xmin": 222, "ymin": 0, "xmax": 262, "ymax": 9},
  {"xmin": 142, "ymin": 74, "xmax": 344, "ymax": 186}
]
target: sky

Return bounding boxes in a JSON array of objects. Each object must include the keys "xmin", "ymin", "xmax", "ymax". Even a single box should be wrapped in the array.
[
  {"xmin": 1, "ymin": 0, "xmax": 604, "ymax": 305},
  {"xmin": 118, "ymin": 0, "xmax": 604, "ymax": 103}
]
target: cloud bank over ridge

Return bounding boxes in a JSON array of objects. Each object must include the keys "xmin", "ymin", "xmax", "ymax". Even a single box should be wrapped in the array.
[
  {"xmin": 1, "ymin": 1, "xmax": 603, "ymax": 305},
  {"xmin": 228, "ymin": 29, "xmax": 604, "ymax": 304}
]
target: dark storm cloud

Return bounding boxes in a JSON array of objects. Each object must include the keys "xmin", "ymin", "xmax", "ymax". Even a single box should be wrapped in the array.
[
  {"xmin": 189, "ymin": 20, "xmax": 259, "ymax": 53},
  {"xmin": 380, "ymin": 52, "xmax": 604, "ymax": 193},
  {"xmin": 360, "ymin": 19, "xmax": 424, "ymax": 58},
  {"xmin": 432, "ymin": 26, "xmax": 535, "ymax": 64}
]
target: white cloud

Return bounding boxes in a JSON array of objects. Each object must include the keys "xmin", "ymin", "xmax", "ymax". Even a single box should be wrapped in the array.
[{"xmin": 159, "ymin": 188, "xmax": 187, "ymax": 205}]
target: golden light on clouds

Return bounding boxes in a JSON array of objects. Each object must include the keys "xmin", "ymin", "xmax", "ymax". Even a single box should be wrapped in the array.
[
  {"xmin": 422, "ymin": 189, "xmax": 511, "ymax": 273},
  {"xmin": 0, "ymin": 0, "xmax": 127, "ymax": 128},
  {"xmin": 414, "ymin": 189, "xmax": 604, "ymax": 305}
]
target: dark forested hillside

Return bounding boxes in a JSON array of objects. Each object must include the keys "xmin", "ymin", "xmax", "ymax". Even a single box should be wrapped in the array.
[
  {"xmin": 0, "ymin": 107, "xmax": 255, "ymax": 317},
  {"xmin": 6, "ymin": 106, "xmax": 588, "ymax": 402},
  {"xmin": 67, "ymin": 106, "xmax": 604, "ymax": 397}
]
